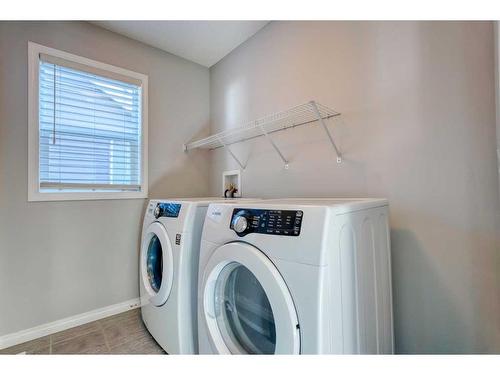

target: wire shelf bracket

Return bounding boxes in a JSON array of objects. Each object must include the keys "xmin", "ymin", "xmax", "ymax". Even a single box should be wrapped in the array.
[
  {"xmin": 217, "ymin": 134, "xmax": 246, "ymax": 170},
  {"xmin": 310, "ymin": 101, "xmax": 342, "ymax": 163},
  {"xmin": 183, "ymin": 100, "xmax": 342, "ymax": 169},
  {"xmin": 258, "ymin": 123, "xmax": 290, "ymax": 169}
]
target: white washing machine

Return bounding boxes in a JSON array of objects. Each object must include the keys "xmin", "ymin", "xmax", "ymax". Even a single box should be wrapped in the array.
[
  {"xmin": 139, "ymin": 197, "xmax": 259, "ymax": 354},
  {"xmin": 197, "ymin": 198, "xmax": 394, "ymax": 354}
]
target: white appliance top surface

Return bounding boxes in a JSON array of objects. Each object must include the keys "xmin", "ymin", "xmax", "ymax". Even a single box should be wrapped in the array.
[
  {"xmin": 152, "ymin": 197, "xmax": 260, "ymax": 205},
  {"xmin": 226, "ymin": 198, "xmax": 389, "ymax": 214},
  {"xmin": 264, "ymin": 198, "xmax": 388, "ymax": 206}
]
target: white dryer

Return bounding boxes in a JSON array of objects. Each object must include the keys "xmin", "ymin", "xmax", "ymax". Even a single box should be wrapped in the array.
[
  {"xmin": 197, "ymin": 198, "xmax": 394, "ymax": 354},
  {"xmin": 139, "ymin": 197, "xmax": 259, "ymax": 354}
]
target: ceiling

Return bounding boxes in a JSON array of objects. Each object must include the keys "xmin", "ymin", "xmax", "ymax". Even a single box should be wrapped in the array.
[{"xmin": 91, "ymin": 21, "xmax": 269, "ymax": 67}]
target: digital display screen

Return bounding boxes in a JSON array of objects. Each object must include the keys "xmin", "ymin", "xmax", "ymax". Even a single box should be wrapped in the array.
[{"xmin": 158, "ymin": 203, "xmax": 181, "ymax": 218}]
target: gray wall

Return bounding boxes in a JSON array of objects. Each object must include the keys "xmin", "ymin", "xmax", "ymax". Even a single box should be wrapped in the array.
[
  {"xmin": 209, "ymin": 21, "xmax": 500, "ymax": 353},
  {"xmin": 496, "ymin": 22, "xmax": 500, "ymax": 200},
  {"xmin": 0, "ymin": 21, "xmax": 210, "ymax": 336}
]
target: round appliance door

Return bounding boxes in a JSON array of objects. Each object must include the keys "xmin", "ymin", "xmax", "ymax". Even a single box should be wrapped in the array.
[
  {"xmin": 202, "ymin": 242, "xmax": 300, "ymax": 354},
  {"xmin": 140, "ymin": 222, "xmax": 174, "ymax": 307}
]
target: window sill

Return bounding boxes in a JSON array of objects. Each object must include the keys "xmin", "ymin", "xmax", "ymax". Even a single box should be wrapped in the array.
[{"xmin": 27, "ymin": 190, "xmax": 148, "ymax": 202}]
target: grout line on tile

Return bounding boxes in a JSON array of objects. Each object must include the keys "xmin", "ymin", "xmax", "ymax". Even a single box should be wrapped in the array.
[
  {"xmin": 98, "ymin": 321, "xmax": 111, "ymax": 351},
  {"xmin": 51, "ymin": 323, "xmax": 101, "ymax": 346}
]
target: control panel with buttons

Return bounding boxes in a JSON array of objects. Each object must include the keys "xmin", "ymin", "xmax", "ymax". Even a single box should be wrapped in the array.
[
  {"xmin": 230, "ymin": 208, "xmax": 303, "ymax": 237},
  {"xmin": 153, "ymin": 202, "xmax": 182, "ymax": 219}
]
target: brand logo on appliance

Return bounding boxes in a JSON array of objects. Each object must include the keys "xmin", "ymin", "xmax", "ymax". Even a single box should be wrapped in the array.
[{"xmin": 207, "ymin": 205, "xmax": 224, "ymax": 223}]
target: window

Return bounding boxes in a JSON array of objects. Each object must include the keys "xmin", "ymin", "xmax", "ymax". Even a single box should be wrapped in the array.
[{"xmin": 28, "ymin": 42, "xmax": 148, "ymax": 201}]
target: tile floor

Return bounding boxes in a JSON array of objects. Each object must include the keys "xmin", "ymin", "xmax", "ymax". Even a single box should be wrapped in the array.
[{"xmin": 0, "ymin": 308, "xmax": 166, "ymax": 355}]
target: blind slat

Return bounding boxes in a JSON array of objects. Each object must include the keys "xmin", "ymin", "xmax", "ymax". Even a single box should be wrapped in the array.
[
  {"xmin": 40, "ymin": 182, "xmax": 141, "ymax": 191},
  {"xmin": 40, "ymin": 114, "xmax": 140, "ymax": 131},
  {"xmin": 40, "ymin": 157, "xmax": 138, "ymax": 166},
  {"xmin": 41, "ymin": 165, "xmax": 139, "ymax": 172},
  {"xmin": 40, "ymin": 74, "xmax": 140, "ymax": 98},
  {"xmin": 40, "ymin": 53, "xmax": 143, "ymax": 86},
  {"xmin": 39, "ymin": 79, "xmax": 140, "ymax": 101},
  {"xmin": 39, "ymin": 85, "xmax": 140, "ymax": 107},
  {"xmin": 39, "ymin": 59, "xmax": 142, "ymax": 190},
  {"xmin": 39, "ymin": 142, "xmax": 140, "ymax": 155},
  {"xmin": 40, "ymin": 170, "xmax": 139, "ymax": 177},
  {"xmin": 40, "ymin": 131, "xmax": 140, "ymax": 144},
  {"xmin": 39, "ymin": 148, "xmax": 140, "ymax": 158},
  {"xmin": 40, "ymin": 65, "xmax": 140, "ymax": 92},
  {"xmin": 40, "ymin": 118, "xmax": 140, "ymax": 134},
  {"xmin": 39, "ymin": 92, "xmax": 140, "ymax": 114},
  {"xmin": 40, "ymin": 99, "xmax": 140, "ymax": 120}
]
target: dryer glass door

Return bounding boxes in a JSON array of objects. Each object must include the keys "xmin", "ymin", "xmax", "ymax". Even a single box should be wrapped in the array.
[
  {"xmin": 202, "ymin": 242, "xmax": 300, "ymax": 354},
  {"xmin": 215, "ymin": 262, "xmax": 276, "ymax": 354},
  {"xmin": 141, "ymin": 222, "xmax": 174, "ymax": 307}
]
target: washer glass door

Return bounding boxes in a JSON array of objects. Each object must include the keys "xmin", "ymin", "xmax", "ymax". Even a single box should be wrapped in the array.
[
  {"xmin": 141, "ymin": 222, "xmax": 174, "ymax": 307},
  {"xmin": 146, "ymin": 234, "xmax": 163, "ymax": 293}
]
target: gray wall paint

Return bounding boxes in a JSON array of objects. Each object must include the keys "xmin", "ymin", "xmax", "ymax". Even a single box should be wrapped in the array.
[
  {"xmin": 209, "ymin": 21, "xmax": 500, "ymax": 353},
  {"xmin": 496, "ymin": 22, "xmax": 500, "ymax": 200},
  {"xmin": 0, "ymin": 21, "xmax": 210, "ymax": 336}
]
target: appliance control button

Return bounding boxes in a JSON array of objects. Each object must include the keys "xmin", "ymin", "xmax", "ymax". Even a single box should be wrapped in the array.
[
  {"xmin": 154, "ymin": 205, "xmax": 161, "ymax": 219},
  {"xmin": 233, "ymin": 215, "xmax": 249, "ymax": 234}
]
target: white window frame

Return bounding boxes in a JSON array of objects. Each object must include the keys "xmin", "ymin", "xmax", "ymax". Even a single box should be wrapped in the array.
[{"xmin": 28, "ymin": 41, "xmax": 148, "ymax": 201}]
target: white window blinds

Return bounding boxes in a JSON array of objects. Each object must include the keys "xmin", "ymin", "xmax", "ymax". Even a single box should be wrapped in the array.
[{"xmin": 38, "ymin": 54, "xmax": 143, "ymax": 191}]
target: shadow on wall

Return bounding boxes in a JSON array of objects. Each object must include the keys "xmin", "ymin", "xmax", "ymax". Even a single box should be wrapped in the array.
[
  {"xmin": 149, "ymin": 126, "xmax": 212, "ymax": 199},
  {"xmin": 391, "ymin": 228, "xmax": 472, "ymax": 354}
]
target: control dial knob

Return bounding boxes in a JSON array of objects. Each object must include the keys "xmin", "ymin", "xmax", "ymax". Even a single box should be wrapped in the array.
[
  {"xmin": 233, "ymin": 215, "xmax": 249, "ymax": 234},
  {"xmin": 154, "ymin": 204, "xmax": 162, "ymax": 219}
]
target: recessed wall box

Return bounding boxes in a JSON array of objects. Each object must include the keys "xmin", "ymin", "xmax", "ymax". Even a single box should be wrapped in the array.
[{"xmin": 222, "ymin": 169, "xmax": 241, "ymax": 198}]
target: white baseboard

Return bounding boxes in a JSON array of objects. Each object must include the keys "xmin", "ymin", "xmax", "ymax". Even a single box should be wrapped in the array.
[{"xmin": 0, "ymin": 298, "xmax": 141, "ymax": 350}]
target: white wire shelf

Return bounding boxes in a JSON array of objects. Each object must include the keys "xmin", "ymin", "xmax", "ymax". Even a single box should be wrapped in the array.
[{"xmin": 183, "ymin": 100, "xmax": 342, "ymax": 169}]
